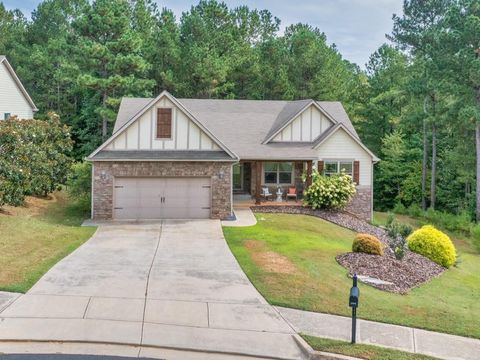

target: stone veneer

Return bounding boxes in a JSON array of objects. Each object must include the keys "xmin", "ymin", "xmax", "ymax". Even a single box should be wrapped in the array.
[
  {"xmin": 92, "ymin": 161, "xmax": 232, "ymax": 220},
  {"xmin": 345, "ymin": 186, "xmax": 372, "ymax": 220}
]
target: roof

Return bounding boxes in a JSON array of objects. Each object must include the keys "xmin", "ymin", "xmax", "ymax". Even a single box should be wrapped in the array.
[
  {"xmin": 0, "ymin": 56, "xmax": 38, "ymax": 112},
  {"xmin": 90, "ymin": 150, "xmax": 234, "ymax": 161},
  {"xmin": 111, "ymin": 96, "xmax": 365, "ymax": 161}
]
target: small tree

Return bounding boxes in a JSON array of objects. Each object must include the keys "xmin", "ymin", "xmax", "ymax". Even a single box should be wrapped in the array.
[
  {"xmin": 0, "ymin": 114, "xmax": 73, "ymax": 207},
  {"xmin": 303, "ymin": 170, "xmax": 356, "ymax": 210},
  {"xmin": 66, "ymin": 161, "xmax": 92, "ymax": 212}
]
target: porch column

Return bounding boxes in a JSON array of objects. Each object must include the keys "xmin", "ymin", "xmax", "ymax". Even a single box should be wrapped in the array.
[
  {"xmin": 306, "ymin": 160, "xmax": 313, "ymax": 188},
  {"xmin": 255, "ymin": 161, "xmax": 262, "ymax": 204}
]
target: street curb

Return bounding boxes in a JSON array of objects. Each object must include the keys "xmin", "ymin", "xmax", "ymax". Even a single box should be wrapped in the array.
[{"xmin": 291, "ymin": 335, "xmax": 361, "ymax": 360}]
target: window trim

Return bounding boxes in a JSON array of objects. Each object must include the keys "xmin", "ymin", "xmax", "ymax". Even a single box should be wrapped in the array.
[
  {"xmin": 263, "ymin": 162, "xmax": 294, "ymax": 185},
  {"xmin": 155, "ymin": 107, "xmax": 173, "ymax": 140},
  {"xmin": 323, "ymin": 159, "xmax": 354, "ymax": 177}
]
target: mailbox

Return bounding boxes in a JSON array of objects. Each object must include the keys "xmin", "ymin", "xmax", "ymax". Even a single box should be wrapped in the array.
[
  {"xmin": 349, "ymin": 273, "xmax": 360, "ymax": 343},
  {"xmin": 349, "ymin": 286, "xmax": 359, "ymax": 308}
]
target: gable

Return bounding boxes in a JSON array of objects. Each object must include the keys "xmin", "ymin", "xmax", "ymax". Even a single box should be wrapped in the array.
[
  {"xmin": 105, "ymin": 95, "xmax": 221, "ymax": 151},
  {"xmin": 315, "ymin": 127, "xmax": 375, "ymax": 160},
  {"xmin": 271, "ymin": 104, "xmax": 334, "ymax": 142},
  {"xmin": 0, "ymin": 61, "xmax": 35, "ymax": 119}
]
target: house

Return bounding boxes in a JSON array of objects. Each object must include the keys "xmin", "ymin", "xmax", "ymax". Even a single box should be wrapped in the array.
[
  {"xmin": 0, "ymin": 56, "xmax": 38, "ymax": 120},
  {"xmin": 88, "ymin": 91, "xmax": 378, "ymax": 221}
]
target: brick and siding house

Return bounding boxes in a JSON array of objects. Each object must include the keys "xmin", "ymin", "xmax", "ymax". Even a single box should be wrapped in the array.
[{"xmin": 88, "ymin": 91, "xmax": 378, "ymax": 221}]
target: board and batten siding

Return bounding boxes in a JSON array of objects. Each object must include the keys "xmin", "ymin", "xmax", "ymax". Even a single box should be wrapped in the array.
[
  {"xmin": 271, "ymin": 105, "xmax": 333, "ymax": 142},
  {"xmin": 0, "ymin": 62, "xmax": 34, "ymax": 120},
  {"xmin": 105, "ymin": 97, "xmax": 220, "ymax": 151},
  {"xmin": 315, "ymin": 128, "xmax": 373, "ymax": 186}
]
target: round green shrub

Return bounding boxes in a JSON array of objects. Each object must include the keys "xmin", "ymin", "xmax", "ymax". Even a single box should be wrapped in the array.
[
  {"xmin": 352, "ymin": 234, "xmax": 384, "ymax": 256},
  {"xmin": 407, "ymin": 225, "xmax": 457, "ymax": 268}
]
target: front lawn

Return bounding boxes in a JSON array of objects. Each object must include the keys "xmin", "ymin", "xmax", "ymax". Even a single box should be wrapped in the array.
[
  {"xmin": 302, "ymin": 335, "xmax": 439, "ymax": 360},
  {"xmin": 0, "ymin": 191, "xmax": 96, "ymax": 293},
  {"xmin": 223, "ymin": 213, "xmax": 480, "ymax": 338}
]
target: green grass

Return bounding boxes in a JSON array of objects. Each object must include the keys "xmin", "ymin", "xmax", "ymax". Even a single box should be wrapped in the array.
[
  {"xmin": 0, "ymin": 192, "xmax": 96, "ymax": 293},
  {"xmin": 223, "ymin": 213, "xmax": 480, "ymax": 338},
  {"xmin": 302, "ymin": 335, "xmax": 439, "ymax": 360}
]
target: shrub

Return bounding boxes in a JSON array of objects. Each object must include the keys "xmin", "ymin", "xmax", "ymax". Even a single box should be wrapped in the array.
[
  {"xmin": 407, "ymin": 225, "xmax": 457, "ymax": 268},
  {"xmin": 0, "ymin": 114, "xmax": 73, "ymax": 206},
  {"xmin": 406, "ymin": 203, "xmax": 422, "ymax": 217},
  {"xmin": 393, "ymin": 202, "xmax": 407, "ymax": 214},
  {"xmin": 385, "ymin": 215, "xmax": 411, "ymax": 260},
  {"xmin": 66, "ymin": 162, "xmax": 92, "ymax": 212},
  {"xmin": 352, "ymin": 234, "xmax": 384, "ymax": 256},
  {"xmin": 303, "ymin": 170, "xmax": 356, "ymax": 210}
]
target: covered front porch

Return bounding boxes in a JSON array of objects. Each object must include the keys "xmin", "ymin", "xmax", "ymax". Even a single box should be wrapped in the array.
[{"xmin": 232, "ymin": 160, "xmax": 313, "ymax": 206}]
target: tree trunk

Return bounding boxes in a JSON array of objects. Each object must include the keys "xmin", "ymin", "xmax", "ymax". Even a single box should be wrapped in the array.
[
  {"xmin": 422, "ymin": 97, "xmax": 428, "ymax": 211},
  {"xmin": 102, "ymin": 92, "xmax": 108, "ymax": 140},
  {"xmin": 430, "ymin": 121, "xmax": 437, "ymax": 210},
  {"xmin": 476, "ymin": 123, "xmax": 480, "ymax": 222}
]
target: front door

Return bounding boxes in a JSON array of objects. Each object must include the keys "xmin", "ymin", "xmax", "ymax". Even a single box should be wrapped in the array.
[{"xmin": 233, "ymin": 163, "xmax": 243, "ymax": 191}]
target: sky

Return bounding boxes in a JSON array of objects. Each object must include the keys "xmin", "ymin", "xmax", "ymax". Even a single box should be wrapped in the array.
[{"xmin": 3, "ymin": 0, "xmax": 404, "ymax": 67}]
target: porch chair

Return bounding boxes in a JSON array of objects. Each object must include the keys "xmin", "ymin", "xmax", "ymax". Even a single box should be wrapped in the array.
[
  {"xmin": 261, "ymin": 187, "xmax": 273, "ymax": 201},
  {"xmin": 286, "ymin": 187, "xmax": 297, "ymax": 201}
]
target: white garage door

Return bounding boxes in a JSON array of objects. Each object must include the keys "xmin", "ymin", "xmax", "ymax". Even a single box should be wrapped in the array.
[{"xmin": 113, "ymin": 177, "xmax": 211, "ymax": 219}]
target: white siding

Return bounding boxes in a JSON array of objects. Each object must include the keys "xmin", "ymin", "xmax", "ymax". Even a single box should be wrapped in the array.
[
  {"xmin": 0, "ymin": 62, "xmax": 34, "ymax": 120},
  {"xmin": 105, "ymin": 95, "xmax": 221, "ymax": 151},
  {"xmin": 315, "ymin": 128, "xmax": 373, "ymax": 186},
  {"xmin": 272, "ymin": 105, "xmax": 333, "ymax": 142}
]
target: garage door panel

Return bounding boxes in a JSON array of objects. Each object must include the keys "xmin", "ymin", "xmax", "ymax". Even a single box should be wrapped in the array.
[{"xmin": 114, "ymin": 177, "xmax": 211, "ymax": 219}]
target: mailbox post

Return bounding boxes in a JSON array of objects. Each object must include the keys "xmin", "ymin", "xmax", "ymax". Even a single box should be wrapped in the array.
[{"xmin": 349, "ymin": 274, "xmax": 360, "ymax": 344}]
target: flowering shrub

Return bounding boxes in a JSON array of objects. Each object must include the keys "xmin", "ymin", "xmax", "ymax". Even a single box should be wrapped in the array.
[
  {"xmin": 0, "ymin": 114, "xmax": 73, "ymax": 207},
  {"xmin": 303, "ymin": 170, "xmax": 356, "ymax": 209},
  {"xmin": 352, "ymin": 233, "xmax": 384, "ymax": 256},
  {"xmin": 407, "ymin": 225, "xmax": 457, "ymax": 268}
]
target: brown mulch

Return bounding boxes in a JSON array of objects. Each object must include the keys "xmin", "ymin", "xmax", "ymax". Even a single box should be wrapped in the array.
[
  {"xmin": 252, "ymin": 205, "xmax": 446, "ymax": 293},
  {"xmin": 245, "ymin": 239, "xmax": 298, "ymax": 274},
  {"xmin": 336, "ymin": 252, "xmax": 445, "ymax": 294}
]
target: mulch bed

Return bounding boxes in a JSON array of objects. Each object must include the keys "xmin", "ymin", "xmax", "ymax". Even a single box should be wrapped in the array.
[
  {"xmin": 336, "ymin": 252, "xmax": 445, "ymax": 294},
  {"xmin": 252, "ymin": 205, "xmax": 446, "ymax": 293}
]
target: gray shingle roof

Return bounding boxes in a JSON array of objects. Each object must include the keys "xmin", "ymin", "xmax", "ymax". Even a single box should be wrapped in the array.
[
  {"xmin": 112, "ymin": 97, "xmax": 361, "ymax": 160},
  {"xmin": 90, "ymin": 150, "xmax": 234, "ymax": 161}
]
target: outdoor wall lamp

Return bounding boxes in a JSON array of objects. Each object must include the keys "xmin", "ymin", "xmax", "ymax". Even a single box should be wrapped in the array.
[
  {"xmin": 218, "ymin": 170, "xmax": 225, "ymax": 180},
  {"xmin": 100, "ymin": 170, "xmax": 107, "ymax": 180}
]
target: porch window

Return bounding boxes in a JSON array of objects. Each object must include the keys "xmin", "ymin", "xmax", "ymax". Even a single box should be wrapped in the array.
[
  {"xmin": 324, "ymin": 160, "xmax": 353, "ymax": 176},
  {"xmin": 264, "ymin": 162, "xmax": 293, "ymax": 185}
]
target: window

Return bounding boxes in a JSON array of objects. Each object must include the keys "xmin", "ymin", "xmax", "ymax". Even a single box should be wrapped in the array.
[
  {"xmin": 264, "ymin": 162, "xmax": 293, "ymax": 184},
  {"xmin": 3, "ymin": 113, "xmax": 11, "ymax": 120},
  {"xmin": 324, "ymin": 160, "xmax": 353, "ymax": 176},
  {"xmin": 156, "ymin": 108, "xmax": 172, "ymax": 139}
]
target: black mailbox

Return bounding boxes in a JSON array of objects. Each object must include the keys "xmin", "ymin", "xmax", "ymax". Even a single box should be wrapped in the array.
[
  {"xmin": 349, "ymin": 286, "xmax": 359, "ymax": 307},
  {"xmin": 349, "ymin": 273, "xmax": 360, "ymax": 343}
]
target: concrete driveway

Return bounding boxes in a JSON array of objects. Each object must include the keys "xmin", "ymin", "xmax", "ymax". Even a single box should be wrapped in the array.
[{"xmin": 0, "ymin": 220, "xmax": 307, "ymax": 360}]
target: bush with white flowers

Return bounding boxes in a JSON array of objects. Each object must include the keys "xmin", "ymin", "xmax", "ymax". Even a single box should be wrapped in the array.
[{"xmin": 303, "ymin": 170, "xmax": 356, "ymax": 210}]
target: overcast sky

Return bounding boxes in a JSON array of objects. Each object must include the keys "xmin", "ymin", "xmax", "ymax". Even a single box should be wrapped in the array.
[{"xmin": 3, "ymin": 0, "xmax": 403, "ymax": 67}]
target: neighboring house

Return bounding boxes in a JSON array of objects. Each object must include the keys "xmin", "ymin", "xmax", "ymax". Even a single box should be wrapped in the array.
[
  {"xmin": 88, "ymin": 91, "xmax": 378, "ymax": 221},
  {"xmin": 0, "ymin": 56, "xmax": 38, "ymax": 120}
]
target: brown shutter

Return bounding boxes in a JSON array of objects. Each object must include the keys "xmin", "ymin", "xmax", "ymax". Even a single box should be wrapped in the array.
[
  {"xmin": 157, "ymin": 108, "xmax": 172, "ymax": 138},
  {"xmin": 317, "ymin": 161, "xmax": 324, "ymax": 175},
  {"xmin": 353, "ymin": 160, "xmax": 360, "ymax": 185}
]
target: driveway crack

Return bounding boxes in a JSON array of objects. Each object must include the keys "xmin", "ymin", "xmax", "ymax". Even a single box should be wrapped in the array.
[{"xmin": 139, "ymin": 222, "xmax": 162, "ymax": 350}]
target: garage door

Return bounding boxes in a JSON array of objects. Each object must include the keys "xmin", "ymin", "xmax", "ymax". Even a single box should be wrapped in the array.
[{"xmin": 113, "ymin": 177, "xmax": 211, "ymax": 219}]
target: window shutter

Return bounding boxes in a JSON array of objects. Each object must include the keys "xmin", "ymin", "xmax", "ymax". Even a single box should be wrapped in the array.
[
  {"xmin": 157, "ymin": 108, "xmax": 172, "ymax": 138},
  {"xmin": 353, "ymin": 160, "xmax": 360, "ymax": 184},
  {"xmin": 318, "ymin": 161, "xmax": 324, "ymax": 175}
]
